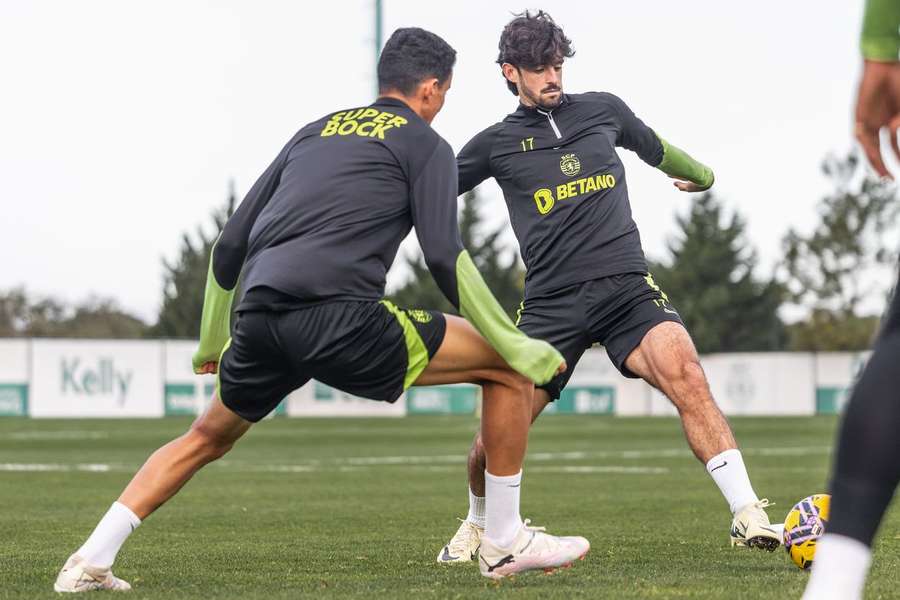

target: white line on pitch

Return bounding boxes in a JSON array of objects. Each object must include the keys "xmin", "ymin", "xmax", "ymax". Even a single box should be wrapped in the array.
[{"xmin": 0, "ymin": 463, "xmax": 111, "ymax": 472}]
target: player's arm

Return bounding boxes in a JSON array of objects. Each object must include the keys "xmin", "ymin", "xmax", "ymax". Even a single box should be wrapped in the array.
[
  {"xmin": 411, "ymin": 139, "xmax": 564, "ymax": 385},
  {"xmin": 456, "ymin": 126, "xmax": 498, "ymax": 195},
  {"xmin": 861, "ymin": 0, "xmax": 900, "ymax": 62},
  {"xmin": 191, "ymin": 142, "xmax": 291, "ymax": 374},
  {"xmin": 605, "ymin": 92, "xmax": 714, "ymax": 192},
  {"xmin": 856, "ymin": 0, "xmax": 900, "ymax": 178}
]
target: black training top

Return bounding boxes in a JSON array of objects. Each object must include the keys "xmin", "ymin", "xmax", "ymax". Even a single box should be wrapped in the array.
[
  {"xmin": 457, "ymin": 92, "xmax": 664, "ymax": 298},
  {"xmin": 211, "ymin": 97, "xmax": 464, "ymax": 310}
]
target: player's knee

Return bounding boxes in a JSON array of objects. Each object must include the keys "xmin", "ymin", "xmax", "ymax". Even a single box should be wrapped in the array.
[
  {"xmin": 505, "ymin": 371, "xmax": 534, "ymax": 398},
  {"xmin": 187, "ymin": 421, "xmax": 236, "ymax": 462},
  {"xmin": 482, "ymin": 367, "xmax": 532, "ymax": 396},
  {"xmin": 661, "ymin": 359, "xmax": 708, "ymax": 399}
]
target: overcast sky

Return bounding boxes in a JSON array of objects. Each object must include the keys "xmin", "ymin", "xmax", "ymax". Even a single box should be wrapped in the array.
[{"xmin": 1, "ymin": 0, "xmax": 891, "ymax": 322}]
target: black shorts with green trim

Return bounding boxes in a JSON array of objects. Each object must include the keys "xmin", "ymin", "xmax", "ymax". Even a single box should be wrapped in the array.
[
  {"xmin": 217, "ymin": 299, "xmax": 446, "ymax": 422},
  {"xmin": 517, "ymin": 272, "xmax": 683, "ymax": 401}
]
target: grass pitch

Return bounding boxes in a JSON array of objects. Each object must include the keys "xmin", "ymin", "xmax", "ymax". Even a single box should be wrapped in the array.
[{"xmin": 1, "ymin": 415, "xmax": 898, "ymax": 599}]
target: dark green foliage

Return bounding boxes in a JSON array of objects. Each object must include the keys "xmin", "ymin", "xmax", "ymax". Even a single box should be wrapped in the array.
[
  {"xmin": 648, "ymin": 192, "xmax": 786, "ymax": 353},
  {"xmin": 390, "ymin": 191, "xmax": 525, "ymax": 319},
  {"xmin": 781, "ymin": 153, "xmax": 899, "ymax": 350},
  {"xmin": 0, "ymin": 287, "xmax": 147, "ymax": 338},
  {"xmin": 151, "ymin": 184, "xmax": 237, "ymax": 338}
]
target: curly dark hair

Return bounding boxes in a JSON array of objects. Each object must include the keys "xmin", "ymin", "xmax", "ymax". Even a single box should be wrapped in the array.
[
  {"xmin": 496, "ymin": 10, "xmax": 574, "ymax": 95},
  {"xmin": 378, "ymin": 28, "xmax": 457, "ymax": 96}
]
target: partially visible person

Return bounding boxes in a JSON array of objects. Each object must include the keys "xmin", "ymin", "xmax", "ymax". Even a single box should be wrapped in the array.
[{"xmin": 801, "ymin": 1, "xmax": 900, "ymax": 598}]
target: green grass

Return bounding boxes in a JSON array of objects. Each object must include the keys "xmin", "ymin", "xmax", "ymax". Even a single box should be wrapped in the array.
[{"xmin": 1, "ymin": 415, "xmax": 898, "ymax": 599}]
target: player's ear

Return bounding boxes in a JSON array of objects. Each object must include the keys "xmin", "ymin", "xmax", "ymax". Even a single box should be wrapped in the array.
[
  {"xmin": 422, "ymin": 77, "xmax": 441, "ymax": 101},
  {"xmin": 501, "ymin": 63, "xmax": 519, "ymax": 86}
]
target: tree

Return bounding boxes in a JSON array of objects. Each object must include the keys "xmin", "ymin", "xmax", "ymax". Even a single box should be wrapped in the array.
[
  {"xmin": 781, "ymin": 152, "xmax": 899, "ymax": 350},
  {"xmin": 151, "ymin": 183, "xmax": 236, "ymax": 338},
  {"xmin": 390, "ymin": 190, "xmax": 525, "ymax": 319},
  {"xmin": 648, "ymin": 192, "xmax": 785, "ymax": 353},
  {"xmin": 0, "ymin": 287, "xmax": 147, "ymax": 338},
  {"xmin": 54, "ymin": 297, "xmax": 148, "ymax": 338}
]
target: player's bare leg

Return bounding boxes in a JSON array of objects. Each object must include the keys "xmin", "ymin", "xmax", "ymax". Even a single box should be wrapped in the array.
[
  {"xmin": 118, "ymin": 396, "xmax": 252, "ymax": 518},
  {"xmin": 425, "ymin": 316, "xmax": 588, "ymax": 576},
  {"xmin": 415, "ymin": 314, "xmax": 534, "ymax": 477},
  {"xmin": 624, "ymin": 321, "xmax": 779, "ymax": 550},
  {"xmin": 623, "ymin": 321, "xmax": 734, "ymax": 462},
  {"xmin": 54, "ymin": 395, "xmax": 252, "ymax": 592}
]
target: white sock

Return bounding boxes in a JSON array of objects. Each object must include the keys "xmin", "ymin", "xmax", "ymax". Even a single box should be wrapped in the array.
[
  {"xmin": 76, "ymin": 502, "xmax": 142, "ymax": 568},
  {"xmin": 466, "ymin": 487, "xmax": 486, "ymax": 529},
  {"xmin": 706, "ymin": 449, "xmax": 759, "ymax": 514},
  {"xmin": 484, "ymin": 470, "xmax": 523, "ymax": 548},
  {"xmin": 801, "ymin": 534, "xmax": 872, "ymax": 600}
]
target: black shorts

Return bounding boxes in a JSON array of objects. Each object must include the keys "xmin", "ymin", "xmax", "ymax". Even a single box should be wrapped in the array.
[
  {"xmin": 517, "ymin": 273, "xmax": 683, "ymax": 400},
  {"xmin": 217, "ymin": 300, "xmax": 446, "ymax": 422}
]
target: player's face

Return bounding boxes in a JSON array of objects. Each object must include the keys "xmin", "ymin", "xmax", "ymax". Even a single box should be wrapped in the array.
[{"xmin": 508, "ymin": 62, "xmax": 564, "ymax": 110}]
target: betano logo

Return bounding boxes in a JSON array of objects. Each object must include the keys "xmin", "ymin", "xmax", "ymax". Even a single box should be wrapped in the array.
[
  {"xmin": 533, "ymin": 173, "xmax": 617, "ymax": 215},
  {"xmin": 320, "ymin": 108, "xmax": 408, "ymax": 139},
  {"xmin": 61, "ymin": 357, "xmax": 133, "ymax": 406}
]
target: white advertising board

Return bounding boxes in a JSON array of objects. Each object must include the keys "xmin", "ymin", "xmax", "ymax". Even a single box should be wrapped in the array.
[
  {"xmin": 0, "ymin": 339, "xmax": 29, "ymax": 381},
  {"xmin": 701, "ymin": 353, "xmax": 816, "ymax": 415},
  {"xmin": 162, "ymin": 341, "xmax": 215, "ymax": 415},
  {"xmin": 30, "ymin": 340, "xmax": 164, "ymax": 418}
]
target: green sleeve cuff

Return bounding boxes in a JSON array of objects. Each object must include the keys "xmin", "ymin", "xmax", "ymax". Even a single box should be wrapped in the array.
[
  {"xmin": 456, "ymin": 251, "xmax": 563, "ymax": 385},
  {"xmin": 656, "ymin": 136, "xmax": 715, "ymax": 190},
  {"xmin": 861, "ymin": 0, "xmax": 900, "ymax": 61},
  {"xmin": 191, "ymin": 242, "xmax": 236, "ymax": 373}
]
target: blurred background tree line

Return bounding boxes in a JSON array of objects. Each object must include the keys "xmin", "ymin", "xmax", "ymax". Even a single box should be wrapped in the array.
[{"xmin": 2, "ymin": 152, "xmax": 897, "ymax": 353}]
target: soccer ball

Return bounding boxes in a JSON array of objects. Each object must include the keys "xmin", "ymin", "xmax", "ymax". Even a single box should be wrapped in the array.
[{"xmin": 782, "ymin": 494, "xmax": 830, "ymax": 569}]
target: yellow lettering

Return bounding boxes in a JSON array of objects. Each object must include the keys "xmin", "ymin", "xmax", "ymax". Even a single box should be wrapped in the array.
[
  {"xmin": 584, "ymin": 176, "xmax": 597, "ymax": 193},
  {"xmin": 343, "ymin": 109, "xmax": 364, "ymax": 121},
  {"xmin": 331, "ymin": 111, "xmax": 346, "ymax": 122},
  {"xmin": 557, "ymin": 184, "xmax": 568, "ymax": 200},
  {"xmin": 606, "ymin": 174, "xmax": 616, "ymax": 188},
  {"xmin": 360, "ymin": 108, "xmax": 379, "ymax": 120},
  {"xmin": 597, "ymin": 175, "xmax": 607, "ymax": 189},
  {"xmin": 577, "ymin": 178, "xmax": 587, "ymax": 194},
  {"xmin": 338, "ymin": 120, "xmax": 358, "ymax": 135},
  {"xmin": 387, "ymin": 116, "xmax": 408, "ymax": 128},
  {"xmin": 567, "ymin": 181, "xmax": 577, "ymax": 197},
  {"xmin": 533, "ymin": 189, "xmax": 555, "ymax": 214},
  {"xmin": 356, "ymin": 121, "xmax": 376, "ymax": 136},
  {"xmin": 369, "ymin": 123, "xmax": 393, "ymax": 139},
  {"xmin": 374, "ymin": 111, "xmax": 392, "ymax": 123},
  {"xmin": 321, "ymin": 120, "xmax": 340, "ymax": 137}
]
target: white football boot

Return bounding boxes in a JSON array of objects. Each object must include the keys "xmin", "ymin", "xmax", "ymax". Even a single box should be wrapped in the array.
[
  {"xmin": 730, "ymin": 499, "xmax": 781, "ymax": 551},
  {"xmin": 53, "ymin": 554, "xmax": 131, "ymax": 593},
  {"xmin": 478, "ymin": 520, "xmax": 590, "ymax": 580},
  {"xmin": 437, "ymin": 519, "xmax": 483, "ymax": 564}
]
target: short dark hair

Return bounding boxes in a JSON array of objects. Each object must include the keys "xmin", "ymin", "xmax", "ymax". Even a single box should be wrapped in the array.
[
  {"xmin": 496, "ymin": 10, "xmax": 574, "ymax": 95},
  {"xmin": 378, "ymin": 28, "xmax": 456, "ymax": 96}
]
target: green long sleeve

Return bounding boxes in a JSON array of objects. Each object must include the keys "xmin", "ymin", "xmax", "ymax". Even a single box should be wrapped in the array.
[
  {"xmin": 862, "ymin": 0, "xmax": 900, "ymax": 62},
  {"xmin": 456, "ymin": 251, "xmax": 563, "ymax": 385},
  {"xmin": 191, "ymin": 241, "xmax": 236, "ymax": 373},
  {"xmin": 656, "ymin": 136, "xmax": 715, "ymax": 190}
]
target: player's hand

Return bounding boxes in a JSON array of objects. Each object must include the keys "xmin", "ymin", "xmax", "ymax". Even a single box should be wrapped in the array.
[
  {"xmin": 855, "ymin": 59, "xmax": 900, "ymax": 179},
  {"xmin": 555, "ymin": 359, "xmax": 567, "ymax": 377},
  {"xmin": 194, "ymin": 361, "xmax": 218, "ymax": 375},
  {"xmin": 668, "ymin": 175, "xmax": 711, "ymax": 193}
]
